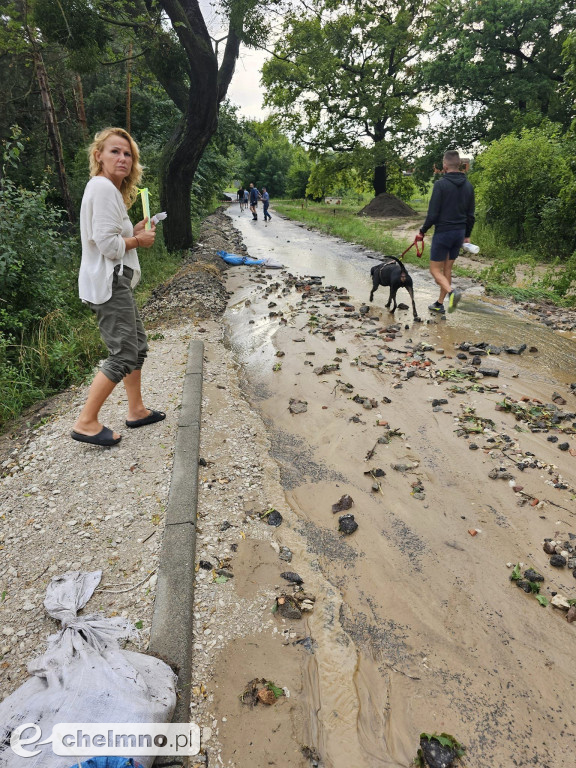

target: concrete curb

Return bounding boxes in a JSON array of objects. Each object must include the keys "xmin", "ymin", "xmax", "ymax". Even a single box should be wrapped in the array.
[{"xmin": 149, "ymin": 339, "xmax": 204, "ymax": 767}]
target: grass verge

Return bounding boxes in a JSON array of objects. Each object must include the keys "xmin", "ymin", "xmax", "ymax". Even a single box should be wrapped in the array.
[{"xmin": 274, "ymin": 200, "xmax": 575, "ymax": 306}]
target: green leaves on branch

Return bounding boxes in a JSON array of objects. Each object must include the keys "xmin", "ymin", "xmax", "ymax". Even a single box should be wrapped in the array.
[
  {"xmin": 471, "ymin": 125, "xmax": 576, "ymax": 263},
  {"xmin": 262, "ymin": 0, "xmax": 428, "ymax": 195}
]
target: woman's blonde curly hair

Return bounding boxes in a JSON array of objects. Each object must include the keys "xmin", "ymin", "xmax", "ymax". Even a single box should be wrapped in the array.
[{"xmin": 88, "ymin": 127, "xmax": 143, "ymax": 208}]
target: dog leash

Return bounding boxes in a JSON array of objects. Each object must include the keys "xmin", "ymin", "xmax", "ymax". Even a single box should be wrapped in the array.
[{"xmin": 400, "ymin": 237, "xmax": 425, "ymax": 259}]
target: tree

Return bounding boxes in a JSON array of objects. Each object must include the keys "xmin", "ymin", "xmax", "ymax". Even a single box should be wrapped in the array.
[
  {"xmin": 261, "ymin": 0, "xmax": 430, "ymax": 197},
  {"xmin": 0, "ymin": 1, "xmax": 76, "ymax": 221},
  {"xmin": 471, "ymin": 125, "xmax": 576, "ymax": 256},
  {"xmin": 36, "ymin": 0, "xmax": 274, "ymax": 250},
  {"xmin": 420, "ymin": 0, "xmax": 576, "ymax": 158},
  {"xmin": 240, "ymin": 121, "xmax": 298, "ymax": 197}
]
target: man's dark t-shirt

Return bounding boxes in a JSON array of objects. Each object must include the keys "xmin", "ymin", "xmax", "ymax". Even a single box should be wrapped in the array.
[
  {"xmin": 421, "ymin": 172, "xmax": 475, "ymax": 238},
  {"xmin": 249, "ymin": 187, "xmax": 260, "ymax": 204}
]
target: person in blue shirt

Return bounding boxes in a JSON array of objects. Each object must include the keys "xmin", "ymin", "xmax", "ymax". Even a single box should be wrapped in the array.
[
  {"xmin": 261, "ymin": 187, "xmax": 272, "ymax": 221},
  {"xmin": 249, "ymin": 182, "xmax": 260, "ymax": 220}
]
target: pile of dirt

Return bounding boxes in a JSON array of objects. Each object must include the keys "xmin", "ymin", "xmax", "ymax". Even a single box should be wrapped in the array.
[
  {"xmin": 143, "ymin": 208, "xmax": 239, "ymax": 324},
  {"xmin": 358, "ymin": 192, "xmax": 418, "ymax": 218}
]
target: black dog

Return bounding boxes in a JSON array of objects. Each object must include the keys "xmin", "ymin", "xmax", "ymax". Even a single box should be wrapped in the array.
[{"xmin": 369, "ymin": 256, "xmax": 419, "ymax": 319}]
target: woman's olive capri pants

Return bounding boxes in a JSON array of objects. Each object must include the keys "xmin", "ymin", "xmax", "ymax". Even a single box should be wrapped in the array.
[{"xmin": 88, "ymin": 265, "xmax": 148, "ymax": 384}]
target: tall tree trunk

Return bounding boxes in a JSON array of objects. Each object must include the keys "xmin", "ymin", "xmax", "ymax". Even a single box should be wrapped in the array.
[
  {"xmin": 27, "ymin": 27, "xmax": 75, "ymax": 222},
  {"xmin": 143, "ymin": 2, "xmax": 241, "ymax": 250},
  {"xmin": 373, "ymin": 122, "xmax": 388, "ymax": 196},
  {"xmin": 74, "ymin": 73, "xmax": 88, "ymax": 139},
  {"xmin": 126, "ymin": 43, "xmax": 133, "ymax": 133},
  {"xmin": 159, "ymin": 99, "xmax": 218, "ymax": 251},
  {"xmin": 373, "ymin": 163, "xmax": 387, "ymax": 196}
]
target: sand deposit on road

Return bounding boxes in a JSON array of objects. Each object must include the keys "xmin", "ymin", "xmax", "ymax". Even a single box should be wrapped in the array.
[{"xmin": 2, "ymin": 208, "xmax": 576, "ymax": 768}]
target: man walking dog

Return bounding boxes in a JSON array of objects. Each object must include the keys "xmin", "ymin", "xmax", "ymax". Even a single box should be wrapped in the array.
[{"xmin": 417, "ymin": 150, "xmax": 475, "ymax": 314}]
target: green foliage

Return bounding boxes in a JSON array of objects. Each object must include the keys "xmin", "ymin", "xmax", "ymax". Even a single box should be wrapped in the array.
[
  {"xmin": 0, "ymin": 131, "xmax": 73, "ymax": 339},
  {"xmin": 265, "ymin": 681, "xmax": 284, "ymax": 699},
  {"xmin": 285, "ymin": 152, "xmax": 313, "ymax": 198},
  {"xmin": 421, "ymin": 0, "xmax": 573, "ymax": 158},
  {"xmin": 306, "ymin": 154, "xmax": 371, "ymax": 199},
  {"xmin": 420, "ymin": 733, "xmax": 465, "ymax": 757},
  {"xmin": 471, "ymin": 126, "xmax": 576, "ymax": 260},
  {"xmin": 510, "ymin": 564, "xmax": 522, "ymax": 581},
  {"xmin": 536, "ymin": 595, "xmax": 549, "ymax": 606},
  {"xmin": 262, "ymin": 0, "xmax": 427, "ymax": 194},
  {"xmin": 34, "ymin": 0, "xmax": 110, "ymax": 71},
  {"xmin": 239, "ymin": 121, "xmax": 300, "ymax": 197}
]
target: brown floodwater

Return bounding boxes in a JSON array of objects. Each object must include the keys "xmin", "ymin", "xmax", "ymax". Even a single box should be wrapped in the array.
[{"xmin": 223, "ymin": 206, "xmax": 576, "ymax": 768}]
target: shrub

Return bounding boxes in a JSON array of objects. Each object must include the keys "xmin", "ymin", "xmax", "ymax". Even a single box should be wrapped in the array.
[
  {"xmin": 0, "ymin": 132, "xmax": 76, "ymax": 340},
  {"xmin": 471, "ymin": 125, "xmax": 576, "ymax": 258}
]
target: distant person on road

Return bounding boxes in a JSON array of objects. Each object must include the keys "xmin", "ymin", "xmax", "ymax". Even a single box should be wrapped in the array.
[
  {"xmin": 262, "ymin": 187, "xmax": 272, "ymax": 222},
  {"xmin": 71, "ymin": 127, "xmax": 165, "ymax": 447},
  {"xmin": 237, "ymin": 186, "xmax": 244, "ymax": 209},
  {"xmin": 417, "ymin": 150, "xmax": 475, "ymax": 314},
  {"xmin": 243, "ymin": 187, "xmax": 249, "ymax": 210},
  {"xmin": 249, "ymin": 182, "xmax": 260, "ymax": 221}
]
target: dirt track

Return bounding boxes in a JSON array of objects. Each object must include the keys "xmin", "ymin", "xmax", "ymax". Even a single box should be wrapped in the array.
[
  {"xmin": 198, "ymin": 206, "xmax": 576, "ymax": 768},
  {"xmin": 2, "ymin": 207, "xmax": 576, "ymax": 768}
]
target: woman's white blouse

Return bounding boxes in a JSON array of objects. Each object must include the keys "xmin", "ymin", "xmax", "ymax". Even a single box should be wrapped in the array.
[{"xmin": 78, "ymin": 176, "xmax": 141, "ymax": 304}]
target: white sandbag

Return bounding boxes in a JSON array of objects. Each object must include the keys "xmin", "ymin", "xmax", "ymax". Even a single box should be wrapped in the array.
[
  {"xmin": 262, "ymin": 258, "xmax": 284, "ymax": 269},
  {"xmin": 0, "ymin": 571, "xmax": 176, "ymax": 768}
]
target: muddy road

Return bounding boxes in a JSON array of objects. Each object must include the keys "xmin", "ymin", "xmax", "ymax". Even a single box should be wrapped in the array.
[{"xmin": 217, "ymin": 205, "xmax": 576, "ymax": 768}]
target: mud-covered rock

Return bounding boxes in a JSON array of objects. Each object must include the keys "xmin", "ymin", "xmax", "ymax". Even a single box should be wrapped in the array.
[
  {"xmin": 332, "ymin": 494, "xmax": 354, "ymax": 513},
  {"xmin": 279, "ymin": 546, "xmax": 293, "ymax": 562},
  {"xmin": 524, "ymin": 569, "xmax": 544, "ymax": 582},
  {"xmin": 280, "ymin": 571, "xmax": 304, "ymax": 585},
  {"xmin": 338, "ymin": 514, "xmax": 358, "ymax": 535},
  {"xmin": 277, "ymin": 595, "xmax": 302, "ymax": 620},
  {"xmin": 489, "ymin": 468, "xmax": 514, "ymax": 480},
  {"xmin": 419, "ymin": 737, "xmax": 458, "ymax": 768},
  {"xmin": 266, "ymin": 509, "xmax": 283, "ymax": 527},
  {"xmin": 550, "ymin": 554, "xmax": 567, "ymax": 567}
]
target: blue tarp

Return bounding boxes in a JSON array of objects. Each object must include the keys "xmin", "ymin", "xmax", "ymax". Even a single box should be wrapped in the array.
[{"xmin": 217, "ymin": 250, "xmax": 265, "ymax": 266}]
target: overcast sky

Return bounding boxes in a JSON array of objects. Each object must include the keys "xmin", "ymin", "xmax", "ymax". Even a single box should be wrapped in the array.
[
  {"xmin": 198, "ymin": 0, "xmax": 272, "ymax": 120},
  {"xmin": 228, "ymin": 46, "xmax": 271, "ymax": 120}
]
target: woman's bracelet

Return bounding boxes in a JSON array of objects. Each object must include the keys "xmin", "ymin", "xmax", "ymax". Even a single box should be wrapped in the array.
[{"xmin": 134, "ymin": 236, "xmax": 140, "ymax": 249}]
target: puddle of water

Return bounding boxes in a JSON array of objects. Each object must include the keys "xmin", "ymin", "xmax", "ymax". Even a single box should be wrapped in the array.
[
  {"xmin": 223, "ymin": 207, "xmax": 576, "ymax": 768},
  {"xmin": 227, "ymin": 208, "xmax": 576, "ymax": 386}
]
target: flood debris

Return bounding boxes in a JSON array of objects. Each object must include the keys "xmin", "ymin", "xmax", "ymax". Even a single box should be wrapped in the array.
[
  {"xmin": 455, "ymin": 406, "xmax": 496, "ymax": 434},
  {"xmin": 314, "ymin": 363, "xmax": 340, "ymax": 375},
  {"xmin": 338, "ymin": 513, "xmax": 358, "ymax": 535},
  {"xmin": 416, "ymin": 732, "xmax": 466, "ymax": 768},
  {"xmin": 411, "ymin": 480, "xmax": 426, "ymax": 500},
  {"xmin": 280, "ymin": 571, "xmax": 304, "ymax": 585},
  {"xmin": 495, "ymin": 396, "xmax": 576, "ymax": 432},
  {"xmin": 240, "ymin": 678, "xmax": 285, "ymax": 706},
  {"xmin": 289, "ymin": 399, "xmax": 308, "ymax": 414},
  {"xmin": 275, "ymin": 594, "xmax": 302, "ymax": 620},
  {"xmin": 488, "ymin": 467, "xmax": 514, "ymax": 480},
  {"xmin": 260, "ymin": 507, "xmax": 283, "ymax": 526},
  {"xmin": 301, "ymin": 745, "xmax": 322, "ymax": 767},
  {"xmin": 331, "ymin": 494, "xmax": 354, "ymax": 513}
]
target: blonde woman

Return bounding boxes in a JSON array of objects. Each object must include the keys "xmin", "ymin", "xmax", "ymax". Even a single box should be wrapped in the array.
[{"xmin": 71, "ymin": 127, "xmax": 165, "ymax": 447}]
